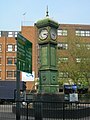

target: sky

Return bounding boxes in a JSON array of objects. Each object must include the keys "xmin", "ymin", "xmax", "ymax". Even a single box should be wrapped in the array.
[{"xmin": 0, "ymin": 0, "xmax": 90, "ymax": 31}]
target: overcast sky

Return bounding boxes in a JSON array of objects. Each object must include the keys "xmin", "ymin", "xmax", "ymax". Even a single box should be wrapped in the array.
[{"xmin": 0, "ymin": 0, "xmax": 90, "ymax": 31}]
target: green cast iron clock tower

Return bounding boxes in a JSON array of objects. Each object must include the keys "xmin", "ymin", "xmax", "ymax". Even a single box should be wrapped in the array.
[{"xmin": 36, "ymin": 9, "xmax": 59, "ymax": 93}]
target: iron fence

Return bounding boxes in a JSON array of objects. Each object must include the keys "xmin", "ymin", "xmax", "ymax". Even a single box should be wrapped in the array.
[{"xmin": 0, "ymin": 101, "xmax": 90, "ymax": 120}]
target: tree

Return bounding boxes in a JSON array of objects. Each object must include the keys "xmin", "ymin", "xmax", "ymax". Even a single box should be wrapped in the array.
[{"xmin": 57, "ymin": 32, "xmax": 90, "ymax": 88}]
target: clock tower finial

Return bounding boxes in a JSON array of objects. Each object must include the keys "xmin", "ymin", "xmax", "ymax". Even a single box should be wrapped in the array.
[{"xmin": 46, "ymin": 5, "xmax": 49, "ymax": 17}]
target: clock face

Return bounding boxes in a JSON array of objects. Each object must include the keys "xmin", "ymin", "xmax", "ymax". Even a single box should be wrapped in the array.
[
  {"xmin": 39, "ymin": 28, "xmax": 48, "ymax": 40},
  {"xmin": 50, "ymin": 28, "xmax": 57, "ymax": 40}
]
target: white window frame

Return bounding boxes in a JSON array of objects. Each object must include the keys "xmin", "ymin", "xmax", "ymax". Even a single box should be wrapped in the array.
[
  {"xmin": 57, "ymin": 29, "xmax": 67, "ymax": 36},
  {"xmin": 76, "ymin": 30, "xmax": 90, "ymax": 36},
  {"xmin": 8, "ymin": 32, "xmax": 13, "ymax": 37},
  {"xmin": 57, "ymin": 43, "xmax": 68, "ymax": 50},
  {"xmin": 14, "ymin": 45, "xmax": 17, "ymax": 51},
  {"xmin": 0, "ymin": 31, "xmax": 1, "ymax": 37},
  {"xmin": 58, "ymin": 57, "xmax": 68, "ymax": 63},
  {"xmin": 7, "ymin": 44, "xmax": 13, "ymax": 52}
]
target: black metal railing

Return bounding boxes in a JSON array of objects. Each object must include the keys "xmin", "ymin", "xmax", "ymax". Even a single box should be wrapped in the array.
[{"xmin": 0, "ymin": 100, "xmax": 90, "ymax": 120}]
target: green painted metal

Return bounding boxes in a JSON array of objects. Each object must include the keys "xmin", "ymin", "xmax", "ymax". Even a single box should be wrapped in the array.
[
  {"xmin": 39, "ymin": 70, "xmax": 58, "ymax": 85},
  {"xmin": 36, "ymin": 17, "xmax": 59, "ymax": 28},
  {"xmin": 39, "ymin": 44, "xmax": 57, "ymax": 69},
  {"xmin": 36, "ymin": 16, "xmax": 59, "ymax": 93},
  {"xmin": 38, "ymin": 71, "xmax": 59, "ymax": 93},
  {"xmin": 38, "ymin": 26, "xmax": 58, "ymax": 45},
  {"xmin": 17, "ymin": 33, "xmax": 32, "ymax": 73}
]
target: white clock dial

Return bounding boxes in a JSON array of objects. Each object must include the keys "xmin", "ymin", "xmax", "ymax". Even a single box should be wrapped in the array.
[
  {"xmin": 39, "ymin": 29, "xmax": 48, "ymax": 40},
  {"xmin": 50, "ymin": 28, "xmax": 57, "ymax": 40}
]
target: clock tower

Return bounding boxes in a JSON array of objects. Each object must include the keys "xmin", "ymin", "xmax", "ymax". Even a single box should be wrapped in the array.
[{"xmin": 36, "ymin": 9, "xmax": 59, "ymax": 93}]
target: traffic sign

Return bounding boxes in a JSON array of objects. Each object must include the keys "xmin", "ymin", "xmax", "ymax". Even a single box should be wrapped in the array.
[{"xmin": 17, "ymin": 33, "xmax": 32, "ymax": 73}]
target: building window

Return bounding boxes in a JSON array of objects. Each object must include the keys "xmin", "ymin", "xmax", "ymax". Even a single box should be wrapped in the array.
[
  {"xmin": 7, "ymin": 58, "xmax": 13, "ymax": 64},
  {"xmin": 76, "ymin": 58, "xmax": 90, "ymax": 63},
  {"xmin": 14, "ymin": 58, "xmax": 17, "ymax": 64},
  {"xmin": 7, "ymin": 44, "xmax": 13, "ymax": 51},
  {"xmin": 86, "ymin": 44, "xmax": 90, "ymax": 50},
  {"xmin": 58, "ymin": 57, "xmax": 68, "ymax": 63},
  {"xmin": 14, "ymin": 32, "xmax": 18, "ymax": 37},
  {"xmin": 14, "ymin": 44, "xmax": 17, "ymax": 51},
  {"xmin": 76, "ymin": 30, "xmax": 90, "ymax": 36},
  {"xmin": 76, "ymin": 43, "xmax": 90, "ymax": 50},
  {"xmin": 57, "ymin": 29, "xmax": 67, "ymax": 36},
  {"xmin": 7, "ymin": 71, "xmax": 13, "ymax": 77},
  {"xmin": 0, "ymin": 44, "xmax": 2, "ymax": 51},
  {"xmin": 14, "ymin": 71, "xmax": 16, "ymax": 77},
  {"xmin": 76, "ymin": 58, "xmax": 81, "ymax": 63},
  {"xmin": 0, "ymin": 58, "xmax": 1, "ymax": 64},
  {"xmin": 0, "ymin": 32, "xmax": 1, "ymax": 37},
  {"xmin": 8, "ymin": 32, "xmax": 13, "ymax": 37},
  {"xmin": 59, "ymin": 72, "xmax": 68, "ymax": 78},
  {"xmin": 0, "ymin": 71, "xmax": 1, "ymax": 78},
  {"xmin": 76, "ymin": 44, "xmax": 81, "ymax": 48},
  {"xmin": 57, "ymin": 43, "xmax": 68, "ymax": 50}
]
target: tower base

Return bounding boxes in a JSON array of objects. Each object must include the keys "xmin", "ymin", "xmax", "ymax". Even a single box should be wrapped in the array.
[{"xmin": 34, "ymin": 93, "xmax": 64, "ymax": 102}]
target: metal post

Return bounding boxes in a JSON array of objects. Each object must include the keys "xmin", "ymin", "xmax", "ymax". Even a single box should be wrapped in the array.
[
  {"xmin": 16, "ymin": 70, "xmax": 20, "ymax": 120},
  {"xmin": 63, "ymin": 102, "xmax": 65, "ymax": 120},
  {"xmin": 26, "ymin": 102, "xmax": 28, "ymax": 120}
]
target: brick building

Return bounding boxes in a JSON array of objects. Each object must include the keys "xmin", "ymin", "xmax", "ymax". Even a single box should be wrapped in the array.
[
  {"xmin": 0, "ymin": 31, "xmax": 18, "ymax": 80},
  {"xmin": 57, "ymin": 24, "xmax": 90, "ymax": 86},
  {"xmin": 0, "ymin": 23, "xmax": 90, "ymax": 90}
]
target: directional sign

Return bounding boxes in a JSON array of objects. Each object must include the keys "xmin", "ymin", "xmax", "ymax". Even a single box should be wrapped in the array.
[{"xmin": 17, "ymin": 33, "xmax": 32, "ymax": 73}]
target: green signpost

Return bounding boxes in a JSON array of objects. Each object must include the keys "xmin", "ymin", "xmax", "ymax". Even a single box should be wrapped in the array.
[
  {"xmin": 17, "ymin": 33, "xmax": 32, "ymax": 73},
  {"xmin": 16, "ymin": 33, "xmax": 32, "ymax": 120}
]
